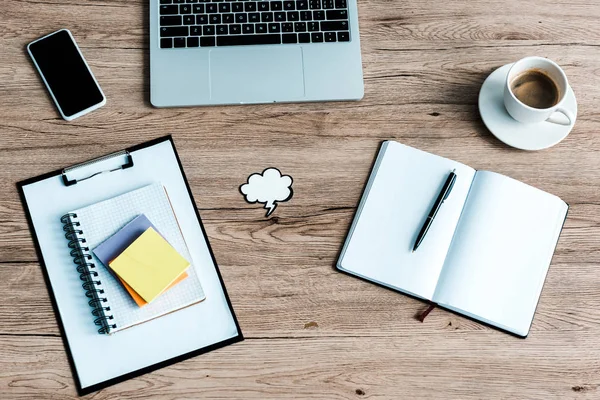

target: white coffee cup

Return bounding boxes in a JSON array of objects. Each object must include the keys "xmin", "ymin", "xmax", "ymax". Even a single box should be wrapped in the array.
[{"xmin": 504, "ymin": 57, "xmax": 574, "ymax": 126}]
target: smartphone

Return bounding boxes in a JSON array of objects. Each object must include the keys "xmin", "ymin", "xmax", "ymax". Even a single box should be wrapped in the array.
[{"xmin": 27, "ymin": 29, "xmax": 106, "ymax": 121}]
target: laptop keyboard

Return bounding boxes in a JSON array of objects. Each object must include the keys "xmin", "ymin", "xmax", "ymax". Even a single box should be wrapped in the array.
[{"xmin": 159, "ymin": 0, "xmax": 350, "ymax": 48}]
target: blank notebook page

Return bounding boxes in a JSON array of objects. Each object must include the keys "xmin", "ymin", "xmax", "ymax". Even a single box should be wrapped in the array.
[
  {"xmin": 434, "ymin": 171, "xmax": 568, "ymax": 336},
  {"xmin": 338, "ymin": 141, "xmax": 476, "ymax": 300},
  {"xmin": 72, "ymin": 183, "xmax": 205, "ymax": 331}
]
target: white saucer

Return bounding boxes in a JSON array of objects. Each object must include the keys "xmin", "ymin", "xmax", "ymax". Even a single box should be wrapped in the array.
[{"xmin": 478, "ymin": 63, "xmax": 577, "ymax": 151}]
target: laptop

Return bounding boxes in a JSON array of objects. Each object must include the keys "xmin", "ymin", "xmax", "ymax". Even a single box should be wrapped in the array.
[{"xmin": 150, "ymin": 0, "xmax": 364, "ymax": 106}]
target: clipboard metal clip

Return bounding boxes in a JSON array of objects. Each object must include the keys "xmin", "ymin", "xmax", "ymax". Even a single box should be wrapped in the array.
[{"xmin": 62, "ymin": 150, "xmax": 134, "ymax": 186}]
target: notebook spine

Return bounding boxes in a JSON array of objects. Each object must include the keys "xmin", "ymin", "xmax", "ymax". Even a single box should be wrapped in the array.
[{"xmin": 60, "ymin": 213, "xmax": 116, "ymax": 334}]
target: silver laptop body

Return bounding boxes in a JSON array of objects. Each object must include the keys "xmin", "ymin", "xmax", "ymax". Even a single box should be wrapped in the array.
[{"xmin": 150, "ymin": 0, "xmax": 364, "ymax": 106}]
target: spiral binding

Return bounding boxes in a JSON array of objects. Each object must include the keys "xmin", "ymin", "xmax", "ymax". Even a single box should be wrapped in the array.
[{"xmin": 61, "ymin": 213, "xmax": 117, "ymax": 334}]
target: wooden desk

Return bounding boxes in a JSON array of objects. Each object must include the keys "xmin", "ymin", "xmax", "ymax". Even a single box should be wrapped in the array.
[{"xmin": 1, "ymin": 0, "xmax": 599, "ymax": 398}]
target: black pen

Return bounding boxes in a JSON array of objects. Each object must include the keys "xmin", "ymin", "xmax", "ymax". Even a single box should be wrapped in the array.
[{"xmin": 412, "ymin": 170, "xmax": 457, "ymax": 252}]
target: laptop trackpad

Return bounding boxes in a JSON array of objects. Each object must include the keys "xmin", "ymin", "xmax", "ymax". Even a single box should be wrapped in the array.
[{"xmin": 209, "ymin": 47, "xmax": 305, "ymax": 103}]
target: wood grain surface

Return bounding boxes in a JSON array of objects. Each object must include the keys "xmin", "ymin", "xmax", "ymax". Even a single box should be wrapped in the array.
[{"xmin": 2, "ymin": 0, "xmax": 600, "ymax": 398}]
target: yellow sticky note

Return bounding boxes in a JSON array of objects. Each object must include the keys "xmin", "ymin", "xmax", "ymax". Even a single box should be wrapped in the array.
[{"xmin": 109, "ymin": 227, "xmax": 190, "ymax": 303}]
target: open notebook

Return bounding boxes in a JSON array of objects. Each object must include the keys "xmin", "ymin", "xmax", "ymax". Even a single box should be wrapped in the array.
[
  {"xmin": 61, "ymin": 183, "xmax": 206, "ymax": 334},
  {"xmin": 337, "ymin": 141, "xmax": 568, "ymax": 337}
]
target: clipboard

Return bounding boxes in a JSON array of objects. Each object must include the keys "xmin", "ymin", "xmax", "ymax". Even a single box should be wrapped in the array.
[{"xmin": 17, "ymin": 136, "xmax": 243, "ymax": 395}]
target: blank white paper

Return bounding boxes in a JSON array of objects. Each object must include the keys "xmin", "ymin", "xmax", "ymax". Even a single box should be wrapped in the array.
[
  {"xmin": 338, "ymin": 141, "xmax": 476, "ymax": 300},
  {"xmin": 433, "ymin": 171, "xmax": 568, "ymax": 336}
]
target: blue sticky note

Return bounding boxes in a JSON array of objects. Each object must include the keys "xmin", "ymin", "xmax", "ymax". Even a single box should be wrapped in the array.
[{"xmin": 93, "ymin": 214, "xmax": 159, "ymax": 266}]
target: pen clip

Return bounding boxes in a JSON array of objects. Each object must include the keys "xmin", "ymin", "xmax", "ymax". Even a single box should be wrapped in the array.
[{"xmin": 442, "ymin": 170, "xmax": 457, "ymax": 201}]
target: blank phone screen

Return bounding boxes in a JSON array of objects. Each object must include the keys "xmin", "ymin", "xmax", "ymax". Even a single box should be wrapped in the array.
[{"xmin": 29, "ymin": 30, "xmax": 104, "ymax": 118}]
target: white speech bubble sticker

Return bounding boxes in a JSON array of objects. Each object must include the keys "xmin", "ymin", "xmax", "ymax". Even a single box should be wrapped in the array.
[{"xmin": 240, "ymin": 168, "xmax": 294, "ymax": 217}]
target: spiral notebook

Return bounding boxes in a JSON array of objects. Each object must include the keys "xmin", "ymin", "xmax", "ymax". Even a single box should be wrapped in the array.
[
  {"xmin": 61, "ymin": 183, "xmax": 206, "ymax": 334},
  {"xmin": 18, "ymin": 136, "xmax": 242, "ymax": 395}
]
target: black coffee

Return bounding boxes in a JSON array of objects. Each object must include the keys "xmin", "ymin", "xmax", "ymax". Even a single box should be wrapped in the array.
[{"xmin": 510, "ymin": 70, "xmax": 560, "ymax": 109}]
